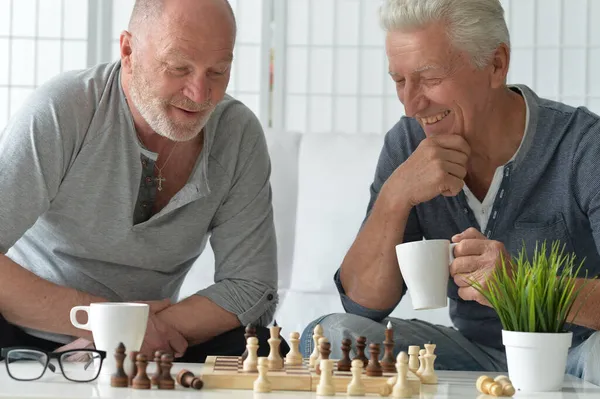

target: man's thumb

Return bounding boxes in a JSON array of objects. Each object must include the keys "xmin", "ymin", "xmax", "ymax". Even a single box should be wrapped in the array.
[{"xmin": 147, "ymin": 298, "xmax": 171, "ymax": 313}]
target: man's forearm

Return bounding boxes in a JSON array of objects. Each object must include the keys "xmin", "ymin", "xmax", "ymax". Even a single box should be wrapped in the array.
[
  {"xmin": 568, "ymin": 277, "xmax": 600, "ymax": 330},
  {"xmin": 339, "ymin": 192, "xmax": 411, "ymax": 310},
  {"xmin": 0, "ymin": 254, "xmax": 106, "ymax": 339},
  {"xmin": 156, "ymin": 295, "xmax": 241, "ymax": 346}
]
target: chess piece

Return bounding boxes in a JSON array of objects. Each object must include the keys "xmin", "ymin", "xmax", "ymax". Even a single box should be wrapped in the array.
[
  {"xmin": 253, "ymin": 357, "xmax": 272, "ymax": 393},
  {"xmin": 309, "ymin": 324, "xmax": 323, "ymax": 368},
  {"xmin": 366, "ymin": 343, "xmax": 383, "ymax": 377},
  {"xmin": 392, "ymin": 352, "xmax": 412, "ymax": 398},
  {"xmin": 416, "ymin": 349, "xmax": 426, "ymax": 376},
  {"xmin": 110, "ymin": 342, "xmax": 129, "ymax": 388},
  {"xmin": 420, "ymin": 344, "xmax": 437, "ymax": 384},
  {"xmin": 316, "ymin": 359, "xmax": 335, "ymax": 396},
  {"xmin": 337, "ymin": 338, "xmax": 352, "ymax": 372},
  {"xmin": 380, "ymin": 383, "xmax": 392, "ymax": 397},
  {"xmin": 285, "ymin": 332, "xmax": 303, "ymax": 366},
  {"xmin": 407, "ymin": 346, "xmax": 420, "ymax": 372},
  {"xmin": 158, "ymin": 353, "xmax": 175, "ymax": 389},
  {"xmin": 346, "ymin": 359, "xmax": 366, "ymax": 396},
  {"xmin": 381, "ymin": 321, "xmax": 396, "ymax": 373},
  {"xmin": 177, "ymin": 369, "xmax": 204, "ymax": 390},
  {"xmin": 241, "ymin": 323, "xmax": 257, "ymax": 361},
  {"xmin": 476, "ymin": 375, "xmax": 503, "ymax": 396},
  {"xmin": 315, "ymin": 337, "xmax": 331, "ymax": 375},
  {"xmin": 494, "ymin": 375, "xmax": 516, "ymax": 396},
  {"xmin": 268, "ymin": 322, "xmax": 284, "ymax": 370},
  {"xmin": 353, "ymin": 336, "xmax": 368, "ymax": 368},
  {"xmin": 127, "ymin": 351, "xmax": 139, "ymax": 386},
  {"xmin": 243, "ymin": 336, "xmax": 259, "ymax": 372},
  {"xmin": 151, "ymin": 350, "xmax": 164, "ymax": 386},
  {"xmin": 132, "ymin": 353, "xmax": 151, "ymax": 389}
]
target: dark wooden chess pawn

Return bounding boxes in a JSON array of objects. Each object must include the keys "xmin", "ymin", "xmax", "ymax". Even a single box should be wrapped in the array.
[
  {"xmin": 132, "ymin": 353, "xmax": 151, "ymax": 389},
  {"xmin": 315, "ymin": 341, "xmax": 331, "ymax": 375},
  {"xmin": 337, "ymin": 338, "xmax": 352, "ymax": 372},
  {"xmin": 177, "ymin": 369, "xmax": 204, "ymax": 390},
  {"xmin": 151, "ymin": 350, "xmax": 164, "ymax": 386},
  {"xmin": 110, "ymin": 342, "xmax": 129, "ymax": 388},
  {"xmin": 241, "ymin": 324, "xmax": 257, "ymax": 362},
  {"xmin": 127, "ymin": 351, "xmax": 139, "ymax": 386},
  {"xmin": 366, "ymin": 343, "xmax": 383, "ymax": 377},
  {"xmin": 158, "ymin": 353, "xmax": 175, "ymax": 389},
  {"xmin": 381, "ymin": 327, "xmax": 396, "ymax": 373},
  {"xmin": 353, "ymin": 336, "xmax": 368, "ymax": 368}
]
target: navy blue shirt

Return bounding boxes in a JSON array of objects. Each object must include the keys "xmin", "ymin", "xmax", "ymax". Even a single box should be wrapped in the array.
[{"xmin": 335, "ymin": 85, "xmax": 600, "ymax": 350}]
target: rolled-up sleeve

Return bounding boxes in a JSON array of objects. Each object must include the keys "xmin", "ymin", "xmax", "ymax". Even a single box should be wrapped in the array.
[{"xmin": 195, "ymin": 110, "xmax": 278, "ymax": 327}]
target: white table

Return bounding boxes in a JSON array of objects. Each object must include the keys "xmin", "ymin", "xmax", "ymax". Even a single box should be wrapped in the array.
[{"xmin": 0, "ymin": 362, "xmax": 599, "ymax": 399}]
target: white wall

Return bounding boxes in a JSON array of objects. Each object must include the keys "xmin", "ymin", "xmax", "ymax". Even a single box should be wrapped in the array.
[{"xmin": 273, "ymin": 0, "xmax": 600, "ymax": 135}]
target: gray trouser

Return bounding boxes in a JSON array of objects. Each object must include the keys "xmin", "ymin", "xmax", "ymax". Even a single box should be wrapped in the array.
[{"xmin": 300, "ymin": 313, "xmax": 600, "ymax": 386}]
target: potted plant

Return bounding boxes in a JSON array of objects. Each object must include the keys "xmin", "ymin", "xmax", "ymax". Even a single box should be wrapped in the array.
[{"xmin": 471, "ymin": 240, "xmax": 593, "ymax": 392}]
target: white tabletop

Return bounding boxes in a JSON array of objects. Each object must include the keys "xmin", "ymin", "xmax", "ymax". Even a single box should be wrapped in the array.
[{"xmin": 0, "ymin": 362, "xmax": 599, "ymax": 399}]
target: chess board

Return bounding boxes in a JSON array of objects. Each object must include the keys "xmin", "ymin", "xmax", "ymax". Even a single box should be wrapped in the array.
[{"xmin": 200, "ymin": 356, "xmax": 421, "ymax": 394}]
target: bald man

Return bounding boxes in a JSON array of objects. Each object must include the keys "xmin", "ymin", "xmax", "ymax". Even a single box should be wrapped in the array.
[{"xmin": 0, "ymin": 0, "xmax": 285, "ymax": 362}]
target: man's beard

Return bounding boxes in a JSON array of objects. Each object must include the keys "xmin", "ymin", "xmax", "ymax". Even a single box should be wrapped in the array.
[{"xmin": 128, "ymin": 65, "xmax": 214, "ymax": 142}]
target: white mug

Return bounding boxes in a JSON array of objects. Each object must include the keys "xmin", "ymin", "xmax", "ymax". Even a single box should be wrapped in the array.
[
  {"xmin": 396, "ymin": 239, "xmax": 456, "ymax": 310},
  {"xmin": 70, "ymin": 302, "xmax": 149, "ymax": 375}
]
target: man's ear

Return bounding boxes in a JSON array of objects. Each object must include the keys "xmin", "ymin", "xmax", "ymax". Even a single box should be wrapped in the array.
[
  {"xmin": 119, "ymin": 30, "xmax": 134, "ymax": 72},
  {"xmin": 489, "ymin": 43, "xmax": 510, "ymax": 89}
]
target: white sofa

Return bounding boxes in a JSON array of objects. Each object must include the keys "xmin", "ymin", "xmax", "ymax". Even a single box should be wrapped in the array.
[{"xmin": 179, "ymin": 129, "xmax": 453, "ymax": 336}]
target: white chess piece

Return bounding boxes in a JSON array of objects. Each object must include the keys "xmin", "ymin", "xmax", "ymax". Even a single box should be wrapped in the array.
[
  {"xmin": 419, "ymin": 351, "xmax": 437, "ymax": 384},
  {"xmin": 416, "ymin": 349, "xmax": 426, "ymax": 376},
  {"xmin": 392, "ymin": 352, "xmax": 412, "ymax": 398},
  {"xmin": 309, "ymin": 324, "xmax": 323, "ymax": 368},
  {"xmin": 268, "ymin": 324, "xmax": 284, "ymax": 370},
  {"xmin": 253, "ymin": 357, "xmax": 272, "ymax": 393},
  {"xmin": 346, "ymin": 359, "xmax": 366, "ymax": 396},
  {"xmin": 407, "ymin": 346, "xmax": 420, "ymax": 372},
  {"xmin": 285, "ymin": 332, "xmax": 303, "ymax": 366},
  {"xmin": 316, "ymin": 359, "xmax": 335, "ymax": 396},
  {"xmin": 243, "ymin": 336, "xmax": 259, "ymax": 372}
]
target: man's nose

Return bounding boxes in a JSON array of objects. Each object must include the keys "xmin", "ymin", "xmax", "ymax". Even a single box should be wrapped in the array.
[
  {"xmin": 401, "ymin": 83, "xmax": 427, "ymax": 118},
  {"xmin": 182, "ymin": 74, "xmax": 211, "ymax": 105}
]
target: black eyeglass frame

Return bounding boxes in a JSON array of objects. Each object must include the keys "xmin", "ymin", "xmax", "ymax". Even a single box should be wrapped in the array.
[{"xmin": 1, "ymin": 346, "xmax": 107, "ymax": 383}]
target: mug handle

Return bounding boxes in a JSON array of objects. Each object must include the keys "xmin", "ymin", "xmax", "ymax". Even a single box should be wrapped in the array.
[
  {"xmin": 70, "ymin": 306, "xmax": 91, "ymax": 330},
  {"xmin": 449, "ymin": 243, "xmax": 458, "ymax": 263}
]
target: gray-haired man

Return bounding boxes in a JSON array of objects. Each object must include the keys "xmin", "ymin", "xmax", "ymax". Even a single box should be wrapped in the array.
[{"xmin": 302, "ymin": 0, "xmax": 600, "ymax": 386}]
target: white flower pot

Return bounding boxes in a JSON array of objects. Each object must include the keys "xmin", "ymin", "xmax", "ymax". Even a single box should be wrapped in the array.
[{"xmin": 502, "ymin": 330, "xmax": 573, "ymax": 392}]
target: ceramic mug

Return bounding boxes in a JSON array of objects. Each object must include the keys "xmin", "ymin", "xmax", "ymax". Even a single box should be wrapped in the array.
[
  {"xmin": 70, "ymin": 302, "xmax": 149, "ymax": 375},
  {"xmin": 396, "ymin": 239, "xmax": 456, "ymax": 310}
]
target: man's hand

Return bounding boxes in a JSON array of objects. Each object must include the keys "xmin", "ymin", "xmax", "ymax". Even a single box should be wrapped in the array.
[
  {"xmin": 450, "ymin": 227, "xmax": 513, "ymax": 306},
  {"xmin": 138, "ymin": 299, "xmax": 188, "ymax": 358},
  {"xmin": 381, "ymin": 134, "xmax": 470, "ymax": 210}
]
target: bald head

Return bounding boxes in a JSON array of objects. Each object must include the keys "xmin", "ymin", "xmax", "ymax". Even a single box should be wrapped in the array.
[{"xmin": 128, "ymin": 0, "xmax": 237, "ymax": 39}]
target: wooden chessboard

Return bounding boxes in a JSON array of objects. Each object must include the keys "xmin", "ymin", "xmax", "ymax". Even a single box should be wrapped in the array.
[{"xmin": 199, "ymin": 356, "xmax": 421, "ymax": 394}]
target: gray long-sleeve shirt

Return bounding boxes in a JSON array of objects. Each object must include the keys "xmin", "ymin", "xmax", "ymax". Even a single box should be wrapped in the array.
[
  {"xmin": 335, "ymin": 85, "xmax": 600, "ymax": 350},
  {"xmin": 0, "ymin": 61, "xmax": 278, "ymax": 343}
]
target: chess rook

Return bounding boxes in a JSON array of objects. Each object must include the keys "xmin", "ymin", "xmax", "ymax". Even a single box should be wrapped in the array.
[
  {"xmin": 366, "ymin": 343, "xmax": 383, "ymax": 377},
  {"xmin": 110, "ymin": 342, "xmax": 129, "ymax": 388},
  {"xmin": 407, "ymin": 346, "xmax": 420, "ymax": 372},
  {"xmin": 268, "ymin": 323, "xmax": 284, "ymax": 370}
]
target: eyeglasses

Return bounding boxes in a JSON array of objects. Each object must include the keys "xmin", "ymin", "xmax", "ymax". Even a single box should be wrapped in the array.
[{"xmin": 1, "ymin": 347, "xmax": 106, "ymax": 382}]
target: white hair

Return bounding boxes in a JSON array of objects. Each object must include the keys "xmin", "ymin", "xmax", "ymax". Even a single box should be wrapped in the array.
[{"xmin": 379, "ymin": 0, "xmax": 510, "ymax": 69}]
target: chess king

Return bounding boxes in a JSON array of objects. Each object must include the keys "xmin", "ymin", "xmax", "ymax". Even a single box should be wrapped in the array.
[
  {"xmin": 302, "ymin": 0, "xmax": 600, "ymax": 387},
  {"xmin": 0, "ymin": 0, "xmax": 288, "ymax": 363}
]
